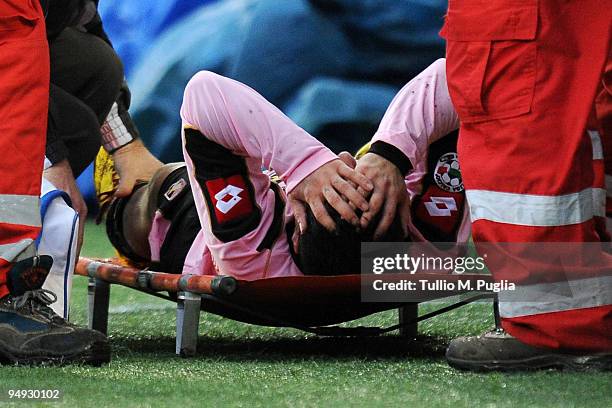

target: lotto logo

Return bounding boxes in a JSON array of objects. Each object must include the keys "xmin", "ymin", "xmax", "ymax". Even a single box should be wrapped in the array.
[
  {"xmin": 206, "ymin": 176, "xmax": 254, "ymax": 223},
  {"xmin": 214, "ymin": 185, "xmax": 244, "ymax": 214},
  {"xmin": 425, "ymin": 197, "xmax": 457, "ymax": 217}
]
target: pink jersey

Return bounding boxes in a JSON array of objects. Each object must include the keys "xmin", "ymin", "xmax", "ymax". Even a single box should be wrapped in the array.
[
  {"xmin": 151, "ymin": 58, "xmax": 468, "ymax": 279},
  {"xmin": 371, "ymin": 58, "xmax": 469, "ymax": 242},
  {"xmin": 179, "ymin": 71, "xmax": 337, "ymax": 279}
]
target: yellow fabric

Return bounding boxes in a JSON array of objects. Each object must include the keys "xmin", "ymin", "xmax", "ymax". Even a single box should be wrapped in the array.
[
  {"xmin": 354, "ymin": 142, "xmax": 372, "ymax": 160},
  {"xmin": 93, "ymin": 147, "xmax": 141, "ymax": 266},
  {"xmin": 94, "ymin": 147, "xmax": 119, "ymax": 214}
]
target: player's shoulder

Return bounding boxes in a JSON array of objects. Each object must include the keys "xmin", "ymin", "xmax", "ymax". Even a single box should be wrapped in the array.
[{"xmin": 425, "ymin": 58, "xmax": 447, "ymax": 75}]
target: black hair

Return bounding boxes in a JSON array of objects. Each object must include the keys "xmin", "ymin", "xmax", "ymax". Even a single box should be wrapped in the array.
[{"xmin": 297, "ymin": 203, "xmax": 405, "ymax": 276}]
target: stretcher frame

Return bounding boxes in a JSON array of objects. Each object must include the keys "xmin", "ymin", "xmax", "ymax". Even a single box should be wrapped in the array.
[{"xmin": 76, "ymin": 257, "xmax": 494, "ymax": 357}]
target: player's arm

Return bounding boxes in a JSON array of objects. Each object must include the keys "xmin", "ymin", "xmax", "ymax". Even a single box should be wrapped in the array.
[
  {"xmin": 180, "ymin": 71, "xmax": 372, "ymax": 231},
  {"xmin": 357, "ymin": 58, "xmax": 460, "ymax": 237}
]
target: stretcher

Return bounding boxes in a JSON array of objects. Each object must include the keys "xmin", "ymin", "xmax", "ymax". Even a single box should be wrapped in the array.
[{"xmin": 76, "ymin": 257, "xmax": 495, "ymax": 357}]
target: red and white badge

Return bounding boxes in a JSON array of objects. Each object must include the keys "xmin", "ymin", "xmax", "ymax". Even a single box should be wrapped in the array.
[{"xmin": 205, "ymin": 175, "xmax": 255, "ymax": 223}]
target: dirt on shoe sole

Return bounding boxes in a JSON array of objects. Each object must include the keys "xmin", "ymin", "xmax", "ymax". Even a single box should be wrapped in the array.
[{"xmin": 446, "ymin": 352, "xmax": 612, "ymax": 372}]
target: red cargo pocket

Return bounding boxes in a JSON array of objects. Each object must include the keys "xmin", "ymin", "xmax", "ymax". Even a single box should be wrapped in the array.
[
  {"xmin": 0, "ymin": 15, "xmax": 36, "ymax": 31},
  {"xmin": 440, "ymin": 0, "xmax": 538, "ymax": 123}
]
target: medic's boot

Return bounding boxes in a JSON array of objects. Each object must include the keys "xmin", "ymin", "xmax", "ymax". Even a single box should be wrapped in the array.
[
  {"xmin": 0, "ymin": 256, "xmax": 110, "ymax": 366},
  {"xmin": 446, "ymin": 328, "xmax": 612, "ymax": 372}
]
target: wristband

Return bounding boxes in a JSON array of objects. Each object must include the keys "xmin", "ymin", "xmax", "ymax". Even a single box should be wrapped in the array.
[
  {"xmin": 101, "ymin": 102, "xmax": 135, "ymax": 153},
  {"xmin": 368, "ymin": 141, "xmax": 413, "ymax": 176}
]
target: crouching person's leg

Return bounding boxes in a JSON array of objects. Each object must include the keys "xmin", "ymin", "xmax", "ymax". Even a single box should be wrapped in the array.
[{"xmin": 0, "ymin": 1, "xmax": 109, "ymax": 366}]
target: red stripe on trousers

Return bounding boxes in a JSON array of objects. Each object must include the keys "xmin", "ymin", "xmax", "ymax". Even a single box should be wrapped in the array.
[
  {"xmin": 0, "ymin": 223, "xmax": 40, "ymax": 246},
  {"xmin": 503, "ymin": 305, "xmax": 612, "ymax": 352},
  {"xmin": 593, "ymin": 160, "xmax": 605, "ymax": 188},
  {"xmin": 0, "ymin": 259, "xmax": 9, "ymax": 299}
]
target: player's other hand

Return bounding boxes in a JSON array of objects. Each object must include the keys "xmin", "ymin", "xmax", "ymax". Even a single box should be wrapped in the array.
[
  {"xmin": 43, "ymin": 159, "xmax": 87, "ymax": 256},
  {"xmin": 112, "ymin": 139, "xmax": 163, "ymax": 198},
  {"xmin": 288, "ymin": 158, "xmax": 373, "ymax": 233},
  {"xmin": 355, "ymin": 153, "xmax": 410, "ymax": 239}
]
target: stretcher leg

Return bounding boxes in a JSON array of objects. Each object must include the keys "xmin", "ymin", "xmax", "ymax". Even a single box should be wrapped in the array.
[
  {"xmin": 87, "ymin": 277, "xmax": 110, "ymax": 335},
  {"xmin": 398, "ymin": 303, "xmax": 418, "ymax": 338},
  {"xmin": 176, "ymin": 291, "xmax": 201, "ymax": 357},
  {"xmin": 493, "ymin": 295, "xmax": 502, "ymax": 330}
]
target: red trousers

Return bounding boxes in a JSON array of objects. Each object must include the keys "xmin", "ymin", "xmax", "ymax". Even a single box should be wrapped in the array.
[
  {"xmin": 442, "ymin": 0, "xmax": 612, "ymax": 351},
  {"xmin": 0, "ymin": 1, "xmax": 49, "ymax": 298}
]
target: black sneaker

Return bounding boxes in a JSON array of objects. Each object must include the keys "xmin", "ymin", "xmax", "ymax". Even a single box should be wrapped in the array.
[
  {"xmin": 0, "ymin": 256, "xmax": 110, "ymax": 366},
  {"xmin": 446, "ymin": 328, "xmax": 611, "ymax": 372}
]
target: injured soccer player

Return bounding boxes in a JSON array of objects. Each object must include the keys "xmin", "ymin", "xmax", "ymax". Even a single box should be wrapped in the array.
[{"xmin": 97, "ymin": 59, "xmax": 469, "ymax": 279}]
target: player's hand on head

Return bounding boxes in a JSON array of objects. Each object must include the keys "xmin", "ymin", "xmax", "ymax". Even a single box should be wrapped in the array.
[
  {"xmin": 338, "ymin": 151, "xmax": 357, "ymax": 169},
  {"xmin": 112, "ymin": 139, "xmax": 163, "ymax": 198},
  {"xmin": 355, "ymin": 153, "xmax": 410, "ymax": 239},
  {"xmin": 288, "ymin": 158, "xmax": 373, "ymax": 233},
  {"xmin": 337, "ymin": 151, "xmax": 361, "ymax": 210}
]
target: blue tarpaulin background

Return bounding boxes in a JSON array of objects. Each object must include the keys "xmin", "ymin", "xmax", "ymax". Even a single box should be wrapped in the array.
[{"xmin": 80, "ymin": 0, "xmax": 446, "ymax": 200}]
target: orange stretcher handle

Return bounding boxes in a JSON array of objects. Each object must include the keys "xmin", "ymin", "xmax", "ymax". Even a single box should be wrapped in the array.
[{"xmin": 76, "ymin": 257, "xmax": 237, "ymax": 296}]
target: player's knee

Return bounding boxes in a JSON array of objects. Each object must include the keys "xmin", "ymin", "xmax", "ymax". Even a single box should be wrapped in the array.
[
  {"xmin": 76, "ymin": 33, "xmax": 124, "ymax": 94},
  {"xmin": 97, "ymin": 51, "xmax": 124, "ymax": 93}
]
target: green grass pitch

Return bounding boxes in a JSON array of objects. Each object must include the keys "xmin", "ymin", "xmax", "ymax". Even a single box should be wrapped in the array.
[{"xmin": 0, "ymin": 221, "xmax": 610, "ymax": 407}]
